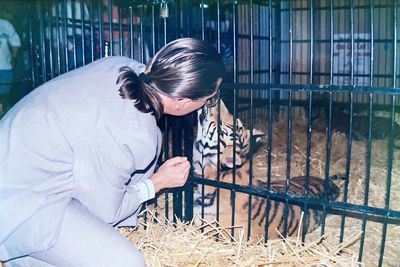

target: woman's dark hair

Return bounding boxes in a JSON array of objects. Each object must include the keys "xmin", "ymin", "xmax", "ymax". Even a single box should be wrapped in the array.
[{"xmin": 117, "ymin": 38, "xmax": 225, "ymax": 119}]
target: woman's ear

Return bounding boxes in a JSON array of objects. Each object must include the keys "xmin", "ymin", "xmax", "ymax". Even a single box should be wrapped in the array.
[{"xmin": 176, "ymin": 98, "xmax": 191, "ymax": 110}]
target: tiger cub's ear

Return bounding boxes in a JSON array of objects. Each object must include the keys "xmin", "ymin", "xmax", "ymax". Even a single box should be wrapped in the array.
[{"xmin": 249, "ymin": 128, "xmax": 265, "ymax": 144}]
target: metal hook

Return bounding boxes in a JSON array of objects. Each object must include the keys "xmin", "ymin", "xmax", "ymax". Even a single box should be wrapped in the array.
[{"xmin": 160, "ymin": 2, "xmax": 169, "ymax": 18}]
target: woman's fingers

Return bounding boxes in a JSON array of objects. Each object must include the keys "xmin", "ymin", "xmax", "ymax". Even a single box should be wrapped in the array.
[
  {"xmin": 165, "ymin": 156, "xmax": 188, "ymax": 166},
  {"xmin": 150, "ymin": 156, "xmax": 191, "ymax": 192}
]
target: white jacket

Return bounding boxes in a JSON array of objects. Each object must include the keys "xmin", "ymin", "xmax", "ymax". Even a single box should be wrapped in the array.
[{"xmin": 0, "ymin": 56, "xmax": 161, "ymax": 260}]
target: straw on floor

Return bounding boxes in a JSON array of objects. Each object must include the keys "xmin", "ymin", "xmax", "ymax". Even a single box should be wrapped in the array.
[{"xmin": 120, "ymin": 209, "xmax": 362, "ymax": 267}]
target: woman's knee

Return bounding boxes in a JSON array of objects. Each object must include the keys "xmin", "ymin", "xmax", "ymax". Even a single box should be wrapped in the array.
[
  {"xmin": 33, "ymin": 200, "xmax": 146, "ymax": 267},
  {"xmin": 32, "ymin": 233, "xmax": 146, "ymax": 267}
]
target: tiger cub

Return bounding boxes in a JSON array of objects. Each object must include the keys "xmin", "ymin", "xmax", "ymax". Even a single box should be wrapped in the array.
[
  {"xmin": 192, "ymin": 99, "xmax": 264, "ymax": 179},
  {"xmin": 192, "ymin": 100, "xmax": 344, "ymax": 240}
]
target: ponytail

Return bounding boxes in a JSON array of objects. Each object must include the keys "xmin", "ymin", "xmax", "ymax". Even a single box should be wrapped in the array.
[
  {"xmin": 117, "ymin": 38, "xmax": 225, "ymax": 119},
  {"xmin": 116, "ymin": 66, "xmax": 164, "ymax": 120}
]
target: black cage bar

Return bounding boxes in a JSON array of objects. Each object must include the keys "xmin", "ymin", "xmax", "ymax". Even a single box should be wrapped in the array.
[{"xmin": 2, "ymin": 0, "xmax": 399, "ymax": 266}]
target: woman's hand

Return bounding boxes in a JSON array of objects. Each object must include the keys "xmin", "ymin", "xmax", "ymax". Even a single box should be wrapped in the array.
[{"xmin": 150, "ymin": 156, "xmax": 191, "ymax": 193}]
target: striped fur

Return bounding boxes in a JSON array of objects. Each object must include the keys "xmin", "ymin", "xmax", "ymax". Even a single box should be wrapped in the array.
[
  {"xmin": 193, "ymin": 100, "xmax": 264, "ymax": 176},
  {"xmin": 193, "ymin": 100, "xmax": 343, "ymax": 239}
]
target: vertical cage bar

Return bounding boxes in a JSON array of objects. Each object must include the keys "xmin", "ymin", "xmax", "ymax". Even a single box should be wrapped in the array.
[
  {"xmin": 197, "ymin": 0, "xmax": 207, "ymax": 222},
  {"xmin": 80, "ymin": 0, "xmax": 86, "ymax": 64},
  {"xmin": 339, "ymin": 102, "xmax": 350, "ymax": 244},
  {"xmin": 61, "ymin": 0, "xmax": 69, "ymax": 69},
  {"xmin": 37, "ymin": 1, "xmax": 47, "ymax": 83},
  {"xmin": 53, "ymin": 0, "xmax": 62, "ymax": 75},
  {"xmin": 171, "ymin": 118, "xmax": 183, "ymax": 222},
  {"xmin": 183, "ymin": 0, "xmax": 197, "ymax": 217},
  {"xmin": 88, "ymin": 0, "xmax": 94, "ymax": 62},
  {"xmin": 71, "ymin": 0, "xmax": 77, "ymax": 68},
  {"xmin": 118, "ymin": 6, "xmax": 123, "ymax": 56},
  {"xmin": 341, "ymin": 92, "xmax": 354, "ymax": 242},
  {"xmin": 378, "ymin": 96, "xmax": 396, "ymax": 267},
  {"xmin": 230, "ymin": 0, "xmax": 238, "ymax": 234},
  {"xmin": 163, "ymin": 5, "xmax": 167, "ymax": 45},
  {"xmin": 356, "ymin": 0, "xmax": 375, "ymax": 250},
  {"xmin": 97, "ymin": 0, "xmax": 104, "ymax": 58},
  {"xmin": 273, "ymin": 2, "xmax": 281, "ymax": 113},
  {"xmin": 350, "ymin": 0, "xmax": 354, "ymax": 85},
  {"xmin": 263, "ymin": 0, "xmax": 274, "ymax": 241},
  {"xmin": 250, "ymin": 0, "xmax": 254, "ymax": 84},
  {"xmin": 264, "ymin": 88, "xmax": 273, "ymax": 241},
  {"xmin": 201, "ymin": 0, "xmax": 205, "ymax": 40},
  {"xmin": 154, "ymin": 2, "xmax": 169, "ymax": 219},
  {"xmin": 151, "ymin": 5, "xmax": 155, "ymax": 55},
  {"xmin": 379, "ymin": 1, "xmax": 388, "ymax": 88},
  {"xmin": 309, "ymin": 0, "xmax": 314, "ymax": 84},
  {"xmin": 216, "ymin": 96, "xmax": 222, "ymax": 225},
  {"xmin": 360, "ymin": 93, "xmax": 374, "ymax": 247},
  {"xmin": 216, "ymin": 0, "xmax": 221, "ymax": 52},
  {"xmin": 129, "ymin": 6, "xmax": 133, "ymax": 59},
  {"xmin": 378, "ymin": 3, "xmax": 397, "ymax": 265},
  {"xmin": 299, "ymin": 0, "xmax": 311, "ymax": 241},
  {"xmin": 341, "ymin": 96, "xmax": 354, "ymax": 245},
  {"xmin": 170, "ymin": 1, "xmax": 182, "ymax": 222},
  {"xmin": 233, "ymin": 0, "xmax": 237, "ymax": 83},
  {"xmin": 301, "ymin": 90, "xmax": 313, "ymax": 242},
  {"xmin": 329, "ymin": 0, "xmax": 333, "ymax": 84},
  {"xmin": 32, "ymin": 3, "xmax": 40, "ymax": 87},
  {"xmin": 321, "ymin": 90, "xmax": 333, "ymax": 236},
  {"xmin": 183, "ymin": 113, "xmax": 194, "ymax": 221},
  {"xmin": 247, "ymin": 0, "xmax": 254, "ymax": 239},
  {"xmin": 108, "ymin": 0, "xmax": 113, "ymax": 55},
  {"xmin": 139, "ymin": 5, "xmax": 146, "ymax": 62},
  {"xmin": 268, "ymin": 0, "xmax": 272, "ymax": 83},
  {"xmin": 370, "ymin": 0, "xmax": 374, "ymax": 87},
  {"xmin": 283, "ymin": 90, "xmax": 293, "ymax": 237},
  {"xmin": 176, "ymin": 1, "xmax": 187, "ymax": 222},
  {"xmin": 325, "ymin": 0, "xmax": 336, "ymax": 240},
  {"xmin": 393, "ymin": 0, "xmax": 398, "ymax": 88},
  {"xmin": 289, "ymin": 0, "xmax": 292, "ymax": 84},
  {"xmin": 27, "ymin": 2, "xmax": 37, "ymax": 89},
  {"xmin": 46, "ymin": 1, "xmax": 55, "ymax": 79}
]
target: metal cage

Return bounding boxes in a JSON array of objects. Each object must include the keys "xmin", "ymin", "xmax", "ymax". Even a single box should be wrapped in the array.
[{"xmin": 4, "ymin": 0, "xmax": 400, "ymax": 266}]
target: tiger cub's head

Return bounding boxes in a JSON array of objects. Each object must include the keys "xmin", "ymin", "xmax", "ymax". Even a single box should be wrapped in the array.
[
  {"xmin": 192, "ymin": 99, "xmax": 264, "ymax": 178},
  {"xmin": 192, "ymin": 99, "xmax": 264, "ymax": 212}
]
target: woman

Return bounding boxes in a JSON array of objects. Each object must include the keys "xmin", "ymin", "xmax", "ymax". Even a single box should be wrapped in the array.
[{"xmin": 0, "ymin": 38, "xmax": 225, "ymax": 266}]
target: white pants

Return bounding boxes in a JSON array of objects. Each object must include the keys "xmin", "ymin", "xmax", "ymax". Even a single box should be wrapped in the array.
[{"xmin": 4, "ymin": 200, "xmax": 145, "ymax": 267}]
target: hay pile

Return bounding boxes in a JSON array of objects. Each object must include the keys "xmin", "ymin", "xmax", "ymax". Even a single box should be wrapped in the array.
[
  {"xmin": 249, "ymin": 109, "xmax": 400, "ymax": 266},
  {"xmin": 251, "ymin": 110, "xmax": 350, "ymax": 180},
  {"xmin": 305, "ymin": 136, "xmax": 400, "ymax": 266},
  {"xmin": 251, "ymin": 109, "xmax": 399, "ymax": 209},
  {"xmin": 120, "ymin": 210, "xmax": 362, "ymax": 267}
]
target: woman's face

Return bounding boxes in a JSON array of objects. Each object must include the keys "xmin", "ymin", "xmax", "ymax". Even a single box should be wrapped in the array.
[
  {"xmin": 161, "ymin": 93, "xmax": 218, "ymax": 116},
  {"xmin": 161, "ymin": 79, "xmax": 222, "ymax": 116}
]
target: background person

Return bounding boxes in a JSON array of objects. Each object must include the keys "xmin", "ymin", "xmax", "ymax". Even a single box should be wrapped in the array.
[{"xmin": 0, "ymin": 7, "xmax": 21, "ymax": 115}]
